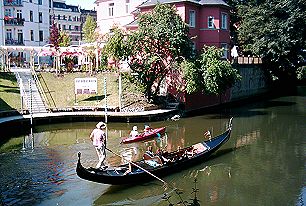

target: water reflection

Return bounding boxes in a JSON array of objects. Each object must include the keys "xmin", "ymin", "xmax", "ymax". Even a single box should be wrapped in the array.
[{"xmin": 0, "ymin": 90, "xmax": 305, "ymax": 205}]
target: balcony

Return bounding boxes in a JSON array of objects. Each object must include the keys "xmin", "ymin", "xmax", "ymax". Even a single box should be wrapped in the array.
[
  {"xmin": 4, "ymin": 17, "xmax": 25, "ymax": 26},
  {"xmin": 3, "ymin": 0, "xmax": 23, "ymax": 6},
  {"xmin": 5, "ymin": 39, "xmax": 24, "ymax": 46}
]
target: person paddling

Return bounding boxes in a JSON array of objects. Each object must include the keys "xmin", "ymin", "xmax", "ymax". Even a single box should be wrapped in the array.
[{"xmin": 90, "ymin": 122, "xmax": 107, "ymax": 169}]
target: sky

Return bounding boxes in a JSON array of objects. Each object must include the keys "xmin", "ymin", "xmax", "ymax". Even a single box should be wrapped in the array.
[{"xmin": 65, "ymin": 0, "xmax": 96, "ymax": 10}]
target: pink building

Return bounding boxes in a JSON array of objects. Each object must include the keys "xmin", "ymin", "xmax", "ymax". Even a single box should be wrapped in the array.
[
  {"xmin": 96, "ymin": 0, "xmax": 232, "ymax": 111},
  {"xmin": 96, "ymin": 0, "xmax": 230, "ymax": 57},
  {"xmin": 137, "ymin": 0, "xmax": 230, "ymax": 57}
]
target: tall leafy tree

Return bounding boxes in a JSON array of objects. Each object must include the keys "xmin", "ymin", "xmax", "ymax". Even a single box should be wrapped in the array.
[
  {"xmin": 182, "ymin": 46, "xmax": 241, "ymax": 95},
  {"xmin": 237, "ymin": 0, "xmax": 306, "ymax": 81},
  {"xmin": 59, "ymin": 31, "xmax": 71, "ymax": 47},
  {"xmin": 103, "ymin": 26, "xmax": 127, "ymax": 67},
  {"xmin": 49, "ymin": 23, "xmax": 60, "ymax": 48},
  {"xmin": 82, "ymin": 15, "xmax": 97, "ymax": 43},
  {"xmin": 126, "ymin": 3, "xmax": 193, "ymax": 100}
]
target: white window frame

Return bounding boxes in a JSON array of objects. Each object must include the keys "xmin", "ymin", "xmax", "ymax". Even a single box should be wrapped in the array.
[
  {"xmin": 5, "ymin": 9, "xmax": 12, "ymax": 17},
  {"xmin": 30, "ymin": 30, "xmax": 34, "ymax": 41},
  {"xmin": 109, "ymin": 3, "xmax": 114, "ymax": 17},
  {"xmin": 17, "ymin": 10, "xmax": 22, "ymax": 19},
  {"xmin": 221, "ymin": 43, "xmax": 228, "ymax": 59},
  {"xmin": 30, "ymin": 10, "xmax": 33, "ymax": 22},
  {"xmin": 221, "ymin": 13, "xmax": 228, "ymax": 30},
  {"xmin": 208, "ymin": 16, "xmax": 214, "ymax": 29},
  {"xmin": 39, "ymin": 12, "xmax": 42, "ymax": 23},
  {"xmin": 189, "ymin": 10, "xmax": 195, "ymax": 28},
  {"xmin": 39, "ymin": 30, "xmax": 43, "ymax": 42},
  {"xmin": 6, "ymin": 29, "xmax": 12, "ymax": 40}
]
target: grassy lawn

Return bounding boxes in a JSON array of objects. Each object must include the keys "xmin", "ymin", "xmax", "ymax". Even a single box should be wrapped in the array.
[
  {"xmin": 0, "ymin": 72, "xmax": 21, "ymax": 111},
  {"xmin": 38, "ymin": 72, "xmax": 120, "ymax": 109}
]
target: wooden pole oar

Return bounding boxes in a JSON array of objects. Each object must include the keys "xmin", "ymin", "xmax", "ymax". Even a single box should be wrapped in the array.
[{"xmin": 105, "ymin": 147, "xmax": 168, "ymax": 186}]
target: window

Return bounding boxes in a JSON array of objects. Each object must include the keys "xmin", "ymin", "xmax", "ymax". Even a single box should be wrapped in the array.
[
  {"xmin": 30, "ymin": 11, "xmax": 33, "ymax": 22},
  {"xmin": 69, "ymin": 25, "xmax": 71, "ymax": 30},
  {"xmin": 68, "ymin": 16, "xmax": 71, "ymax": 21},
  {"xmin": 75, "ymin": 26, "xmax": 79, "ymax": 31},
  {"xmin": 39, "ymin": 31, "xmax": 43, "ymax": 41},
  {"xmin": 17, "ymin": 10, "xmax": 22, "ymax": 19},
  {"xmin": 126, "ymin": 0, "xmax": 130, "ymax": 13},
  {"xmin": 221, "ymin": 43, "xmax": 228, "ymax": 59},
  {"xmin": 189, "ymin": 10, "xmax": 195, "ymax": 28},
  {"xmin": 221, "ymin": 13, "xmax": 228, "ymax": 30},
  {"xmin": 63, "ymin": 15, "xmax": 66, "ymax": 20},
  {"xmin": 63, "ymin": 25, "xmax": 66, "ymax": 30},
  {"xmin": 58, "ymin": 24, "xmax": 61, "ymax": 29},
  {"xmin": 6, "ymin": 29, "xmax": 12, "ymax": 40},
  {"xmin": 5, "ymin": 9, "xmax": 12, "ymax": 17},
  {"xmin": 18, "ymin": 30, "xmax": 23, "ymax": 43},
  {"xmin": 30, "ymin": 30, "xmax": 34, "ymax": 41},
  {"xmin": 58, "ymin": 14, "xmax": 60, "ymax": 20},
  {"xmin": 30, "ymin": 0, "xmax": 32, "ymax": 2},
  {"xmin": 39, "ymin": 12, "xmax": 42, "ymax": 23},
  {"xmin": 208, "ymin": 16, "xmax": 214, "ymax": 28},
  {"xmin": 38, "ymin": 0, "xmax": 42, "ymax": 5},
  {"xmin": 109, "ymin": 3, "xmax": 114, "ymax": 16}
]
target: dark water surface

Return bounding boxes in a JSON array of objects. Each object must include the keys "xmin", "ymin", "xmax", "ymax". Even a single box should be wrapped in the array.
[{"xmin": 0, "ymin": 88, "xmax": 305, "ymax": 206}]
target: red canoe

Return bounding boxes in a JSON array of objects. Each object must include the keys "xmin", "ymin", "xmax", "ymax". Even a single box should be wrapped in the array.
[{"xmin": 121, "ymin": 127, "xmax": 166, "ymax": 144}]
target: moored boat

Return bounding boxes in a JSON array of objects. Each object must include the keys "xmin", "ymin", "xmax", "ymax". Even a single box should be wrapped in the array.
[
  {"xmin": 76, "ymin": 118, "xmax": 233, "ymax": 185},
  {"xmin": 121, "ymin": 127, "xmax": 166, "ymax": 144}
]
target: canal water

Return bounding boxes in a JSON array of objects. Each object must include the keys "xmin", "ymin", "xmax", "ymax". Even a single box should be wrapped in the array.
[{"xmin": 0, "ymin": 87, "xmax": 305, "ymax": 206}]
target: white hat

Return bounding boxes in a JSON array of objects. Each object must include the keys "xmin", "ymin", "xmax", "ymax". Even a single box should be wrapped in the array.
[
  {"xmin": 96, "ymin": 122, "xmax": 106, "ymax": 129},
  {"xmin": 133, "ymin": 126, "xmax": 138, "ymax": 131}
]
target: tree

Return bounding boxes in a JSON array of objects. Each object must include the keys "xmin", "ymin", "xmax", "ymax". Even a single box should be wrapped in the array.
[
  {"xmin": 237, "ymin": 0, "xmax": 306, "ymax": 81},
  {"xmin": 103, "ymin": 26, "xmax": 127, "ymax": 67},
  {"xmin": 49, "ymin": 23, "xmax": 60, "ymax": 48},
  {"xmin": 126, "ymin": 3, "xmax": 193, "ymax": 101},
  {"xmin": 59, "ymin": 31, "xmax": 71, "ymax": 47},
  {"xmin": 182, "ymin": 46, "xmax": 241, "ymax": 95},
  {"xmin": 82, "ymin": 15, "xmax": 97, "ymax": 43}
]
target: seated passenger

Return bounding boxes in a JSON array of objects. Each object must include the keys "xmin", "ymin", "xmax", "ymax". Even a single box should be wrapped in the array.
[
  {"xmin": 156, "ymin": 148, "xmax": 171, "ymax": 164},
  {"xmin": 129, "ymin": 126, "xmax": 139, "ymax": 138},
  {"xmin": 143, "ymin": 146, "xmax": 163, "ymax": 166},
  {"xmin": 143, "ymin": 125, "xmax": 153, "ymax": 134}
]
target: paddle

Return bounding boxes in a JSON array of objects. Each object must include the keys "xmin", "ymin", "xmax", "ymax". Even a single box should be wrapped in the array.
[{"xmin": 105, "ymin": 147, "xmax": 168, "ymax": 187}]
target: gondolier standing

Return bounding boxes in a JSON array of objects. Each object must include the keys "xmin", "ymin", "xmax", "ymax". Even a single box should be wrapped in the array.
[{"xmin": 90, "ymin": 122, "xmax": 107, "ymax": 169}]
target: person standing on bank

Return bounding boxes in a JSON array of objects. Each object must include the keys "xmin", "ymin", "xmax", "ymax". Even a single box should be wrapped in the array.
[{"xmin": 90, "ymin": 122, "xmax": 107, "ymax": 169}]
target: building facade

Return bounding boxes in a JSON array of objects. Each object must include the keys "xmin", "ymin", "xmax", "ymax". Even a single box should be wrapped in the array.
[
  {"xmin": 0, "ymin": 0, "xmax": 4, "ymax": 46},
  {"xmin": 96, "ymin": 0, "xmax": 230, "ymax": 56},
  {"xmin": 51, "ymin": 0, "xmax": 82, "ymax": 45},
  {"xmin": 95, "ymin": 0, "xmax": 146, "ymax": 35},
  {"xmin": 2, "ymin": 0, "xmax": 50, "ymax": 47},
  {"xmin": 1, "ymin": 0, "xmax": 51, "ymax": 62}
]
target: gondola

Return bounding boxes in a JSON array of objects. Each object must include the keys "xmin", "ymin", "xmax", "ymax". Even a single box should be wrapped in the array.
[
  {"xmin": 76, "ymin": 118, "xmax": 233, "ymax": 185},
  {"xmin": 121, "ymin": 127, "xmax": 166, "ymax": 144}
]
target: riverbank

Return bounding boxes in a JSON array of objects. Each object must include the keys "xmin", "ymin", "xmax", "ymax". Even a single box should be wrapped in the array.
[{"xmin": 0, "ymin": 108, "xmax": 178, "ymax": 137}]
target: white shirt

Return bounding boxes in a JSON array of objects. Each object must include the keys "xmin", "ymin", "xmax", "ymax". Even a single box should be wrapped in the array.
[{"xmin": 90, "ymin": 128, "xmax": 106, "ymax": 147}]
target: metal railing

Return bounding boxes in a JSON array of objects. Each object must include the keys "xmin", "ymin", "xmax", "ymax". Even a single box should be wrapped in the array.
[
  {"xmin": 12, "ymin": 68, "xmax": 28, "ymax": 112},
  {"xmin": 31, "ymin": 69, "xmax": 52, "ymax": 112}
]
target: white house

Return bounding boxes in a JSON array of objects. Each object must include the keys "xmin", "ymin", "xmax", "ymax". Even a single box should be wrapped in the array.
[
  {"xmin": 95, "ymin": 0, "xmax": 146, "ymax": 35},
  {"xmin": 2, "ymin": 0, "xmax": 51, "ymax": 62}
]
